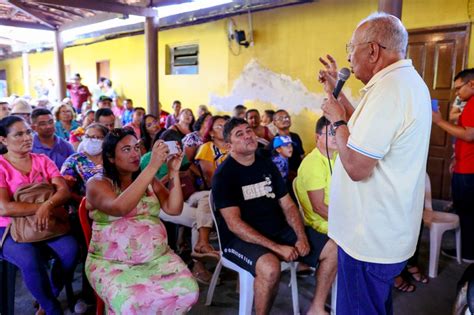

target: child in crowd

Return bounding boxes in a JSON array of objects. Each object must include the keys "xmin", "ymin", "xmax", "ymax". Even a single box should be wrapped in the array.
[{"xmin": 271, "ymin": 135, "xmax": 294, "ymax": 183}]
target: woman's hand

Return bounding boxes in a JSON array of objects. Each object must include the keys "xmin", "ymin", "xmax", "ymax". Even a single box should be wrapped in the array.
[
  {"xmin": 149, "ymin": 140, "xmax": 169, "ymax": 170},
  {"xmin": 167, "ymin": 144, "xmax": 184, "ymax": 173},
  {"xmin": 35, "ymin": 203, "xmax": 51, "ymax": 231}
]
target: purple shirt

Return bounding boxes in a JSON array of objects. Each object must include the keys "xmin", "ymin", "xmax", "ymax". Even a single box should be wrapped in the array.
[
  {"xmin": 165, "ymin": 114, "xmax": 178, "ymax": 129},
  {"xmin": 32, "ymin": 134, "xmax": 75, "ymax": 169}
]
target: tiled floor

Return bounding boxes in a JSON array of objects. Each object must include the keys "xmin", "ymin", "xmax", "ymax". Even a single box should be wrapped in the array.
[{"xmin": 12, "ymin": 200, "xmax": 467, "ymax": 314}]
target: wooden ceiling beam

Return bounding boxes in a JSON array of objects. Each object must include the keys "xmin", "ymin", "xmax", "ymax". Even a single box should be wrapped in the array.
[
  {"xmin": 59, "ymin": 12, "xmax": 122, "ymax": 31},
  {"xmin": 7, "ymin": 0, "xmax": 56, "ymax": 29},
  {"xmin": 151, "ymin": 0, "xmax": 193, "ymax": 7},
  {"xmin": 0, "ymin": 18, "xmax": 55, "ymax": 30},
  {"xmin": 33, "ymin": 0, "xmax": 157, "ymax": 17},
  {"xmin": 41, "ymin": 3, "xmax": 87, "ymax": 18}
]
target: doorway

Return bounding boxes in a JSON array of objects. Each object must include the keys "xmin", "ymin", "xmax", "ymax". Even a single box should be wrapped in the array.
[
  {"xmin": 407, "ymin": 24, "xmax": 470, "ymax": 199},
  {"xmin": 96, "ymin": 60, "xmax": 110, "ymax": 82}
]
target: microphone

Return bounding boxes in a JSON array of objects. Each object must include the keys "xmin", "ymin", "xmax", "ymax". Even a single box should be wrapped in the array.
[{"xmin": 332, "ymin": 68, "xmax": 351, "ymax": 98}]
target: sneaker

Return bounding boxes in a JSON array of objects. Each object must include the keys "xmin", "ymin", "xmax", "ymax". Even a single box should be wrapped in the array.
[{"xmin": 74, "ymin": 299, "xmax": 88, "ymax": 314}]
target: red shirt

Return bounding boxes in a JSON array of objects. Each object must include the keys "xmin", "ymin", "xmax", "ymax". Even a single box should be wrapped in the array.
[
  {"xmin": 66, "ymin": 83, "xmax": 91, "ymax": 110},
  {"xmin": 454, "ymin": 97, "xmax": 474, "ymax": 174}
]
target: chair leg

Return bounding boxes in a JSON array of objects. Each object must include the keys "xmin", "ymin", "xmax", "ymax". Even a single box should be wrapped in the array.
[
  {"xmin": 205, "ymin": 259, "xmax": 223, "ymax": 306},
  {"xmin": 238, "ymin": 271, "xmax": 254, "ymax": 315},
  {"xmin": 455, "ymin": 226, "xmax": 462, "ymax": 264},
  {"xmin": 289, "ymin": 262, "xmax": 300, "ymax": 315},
  {"xmin": 5, "ymin": 261, "xmax": 16, "ymax": 315},
  {"xmin": 65, "ymin": 280, "xmax": 75, "ymax": 313},
  {"xmin": 429, "ymin": 227, "xmax": 444, "ymax": 278},
  {"xmin": 331, "ymin": 274, "xmax": 337, "ymax": 315}
]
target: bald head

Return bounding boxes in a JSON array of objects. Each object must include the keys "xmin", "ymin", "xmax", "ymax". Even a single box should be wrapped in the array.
[{"xmin": 357, "ymin": 12, "xmax": 408, "ymax": 56}]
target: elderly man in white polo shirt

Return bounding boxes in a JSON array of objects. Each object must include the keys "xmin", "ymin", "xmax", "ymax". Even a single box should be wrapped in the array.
[{"xmin": 320, "ymin": 13, "xmax": 431, "ymax": 314}]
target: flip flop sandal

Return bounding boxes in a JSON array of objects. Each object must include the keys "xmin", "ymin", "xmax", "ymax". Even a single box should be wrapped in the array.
[
  {"xmin": 394, "ymin": 280, "xmax": 416, "ymax": 293},
  {"xmin": 406, "ymin": 266, "xmax": 429, "ymax": 284},
  {"xmin": 192, "ymin": 244, "xmax": 220, "ymax": 263}
]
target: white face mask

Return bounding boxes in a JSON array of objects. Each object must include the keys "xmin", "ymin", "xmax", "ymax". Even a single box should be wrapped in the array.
[{"xmin": 82, "ymin": 138, "xmax": 103, "ymax": 156}]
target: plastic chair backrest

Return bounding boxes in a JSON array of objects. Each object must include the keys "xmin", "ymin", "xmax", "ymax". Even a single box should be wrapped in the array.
[
  {"xmin": 425, "ymin": 173, "xmax": 433, "ymax": 211},
  {"xmin": 291, "ymin": 177, "xmax": 305, "ymax": 218},
  {"xmin": 78, "ymin": 198, "xmax": 92, "ymax": 245},
  {"xmin": 208, "ymin": 191, "xmax": 223, "ymax": 253}
]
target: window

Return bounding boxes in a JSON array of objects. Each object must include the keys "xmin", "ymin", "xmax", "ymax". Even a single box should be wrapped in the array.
[{"xmin": 168, "ymin": 44, "xmax": 199, "ymax": 75}]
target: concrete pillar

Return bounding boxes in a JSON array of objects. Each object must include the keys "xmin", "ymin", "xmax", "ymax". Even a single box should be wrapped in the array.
[
  {"xmin": 21, "ymin": 52, "xmax": 30, "ymax": 96},
  {"xmin": 145, "ymin": 16, "xmax": 159, "ymax": 116},
  {"xmin": 378, "ymin": 0, "xmax": 402, "ymax": 19},
  {"xmin": 53, "ymin": 30, "xmax": 66, "ymax": 101}
]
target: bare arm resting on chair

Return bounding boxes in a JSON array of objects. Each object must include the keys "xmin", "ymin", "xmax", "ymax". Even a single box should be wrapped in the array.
[{"xmin": 220, "ymin": 205, "xmax": 300, "ymax": 262}]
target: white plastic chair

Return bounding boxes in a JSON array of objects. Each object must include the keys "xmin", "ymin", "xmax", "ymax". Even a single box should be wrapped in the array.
[
  {"xmin": 423, "ymin": 173, "xmax": 461, "ymax": 278},
  {"xmin": 205, "ymin": 192, "xmax": 300, "ymax": 315}
]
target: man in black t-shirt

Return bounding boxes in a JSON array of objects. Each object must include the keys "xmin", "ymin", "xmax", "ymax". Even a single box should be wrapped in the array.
[{"xmin": 212, "ymin": 118, "xmax": 337, "ymax": 315}]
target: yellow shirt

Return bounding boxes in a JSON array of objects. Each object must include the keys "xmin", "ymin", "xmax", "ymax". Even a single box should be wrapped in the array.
[
  {"xmin": 295, "ymin": 148, "xmax": 336, "ymax": 234},
  {"xmin": 195, "ymin": 142, "xmax": 228, "ymax": 172}
]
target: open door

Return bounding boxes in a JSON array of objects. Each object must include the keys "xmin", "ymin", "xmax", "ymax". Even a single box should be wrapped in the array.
[{"xmin": 407, "ymin": 24, "xmax": 470, "ymax": 199}]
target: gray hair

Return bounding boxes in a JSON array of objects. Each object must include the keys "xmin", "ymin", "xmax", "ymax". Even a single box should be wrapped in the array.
[{"xmin": 358, "ymin": 12, "xmax": 408, "ymax": 55}]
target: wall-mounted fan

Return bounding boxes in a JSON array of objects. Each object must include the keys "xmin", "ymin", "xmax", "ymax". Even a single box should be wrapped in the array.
[
  {"xmin": 227, "ymin": 15, "xmax": 253, "ymax": 55},
  {"xmin": 228, "ymin": 18, "xmax": 250, "ymax": 48}
]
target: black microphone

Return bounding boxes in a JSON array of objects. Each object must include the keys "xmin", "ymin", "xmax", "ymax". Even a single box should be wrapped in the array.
[{"xmin": 332, "ymin": 68, "xmax": 351, "ymax": 98}]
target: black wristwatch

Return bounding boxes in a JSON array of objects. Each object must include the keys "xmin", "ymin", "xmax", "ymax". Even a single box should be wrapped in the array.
[{"xmin": 332, "ymin": 120, "xmax": 347, "ymax": 131}]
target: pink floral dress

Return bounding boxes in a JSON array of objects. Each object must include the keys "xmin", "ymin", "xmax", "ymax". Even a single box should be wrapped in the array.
[{"xmin": 85, "ymin": 186, "xmax": 199, "ymax": 314}]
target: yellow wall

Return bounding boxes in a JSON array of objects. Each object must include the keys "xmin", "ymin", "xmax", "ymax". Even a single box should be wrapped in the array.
[
  {"xmin": 157, "ymin": 20, "xmax": 229, "ymax": 113},
  {"xmin": 0, "ymin": 0, "xmax": 472, "ymax": 151},
  {"xmin": 64, "ymin": 36, "xmax": 146, "ymax": 106},
  {"xmin": 0, "ymin": 56, "xmax": 23, "ymax": 96}
]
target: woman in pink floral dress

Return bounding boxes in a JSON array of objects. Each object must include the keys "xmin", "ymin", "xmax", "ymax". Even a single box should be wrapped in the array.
[{"xmin": 85, "ymin": 128, "xmax": 198, "ymax": 314}]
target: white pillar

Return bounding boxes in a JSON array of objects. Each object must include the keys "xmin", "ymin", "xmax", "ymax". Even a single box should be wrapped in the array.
[{"xmin": 22, "ymin": 52, "xmax": 30, "ymax": 96}]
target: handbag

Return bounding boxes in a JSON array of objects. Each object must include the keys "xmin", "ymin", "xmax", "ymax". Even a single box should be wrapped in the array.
[
  {"xmin": 179, "ymin": 171, "xmax": 197, "ymax": 200},
  {"xmin": 9, "ymin": 182, "xmax": 70, "ymax": 243}
]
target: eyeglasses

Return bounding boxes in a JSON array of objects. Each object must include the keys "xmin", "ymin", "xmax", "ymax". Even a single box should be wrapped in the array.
[
  {"xmin": 275, "ymin": 115, "xmax": 291, "ymax": 121},
  {"xmin": 346, "ymin": 41, "xmax": 387, "ymax": 54},
  {"xmin": 146, "ymin": 120, "xmax": 158, "ymax": 128},
  {"xmin": 318, "ymin": 127, "xmax": 336, "ymax": 137},
  {"xmin": 84, "ymin": 135, "xmax": 104, "ymax": 140},
  {"xmin": 454, "ymin": 82, "xmax": 468, "ymax": 92}
]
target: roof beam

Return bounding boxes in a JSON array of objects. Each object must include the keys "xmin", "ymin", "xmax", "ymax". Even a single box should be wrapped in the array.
[
  {"xmin": 151, "ymin": 0, "xmax": 193, "ymax": 7},
  {"xmin": 59, "ymin": 12, "xmax": 121, "ymax": 31},
  {"xmin": 0, "ymin": 18, "xmax": 54, "ymax": 30},
  {"xmin": 7, "ymin": 0, "xmax": 56, "ymax": 29},
  {"xmin": 33, "ymin": 0, "xmax": 157, "ymax": 17}
]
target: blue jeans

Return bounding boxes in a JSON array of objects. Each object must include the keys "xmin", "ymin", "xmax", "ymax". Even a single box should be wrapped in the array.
[
  {"xmin": 0, "ymin": 227, "xmax": 78, "ymax": 315},
  {"xmin": 452, "ymin": 172, "xmax": 474, "ymax": 259},
  {"xmin": 337, "ymin": 247, "xmax": 406, "ymax": 315}
]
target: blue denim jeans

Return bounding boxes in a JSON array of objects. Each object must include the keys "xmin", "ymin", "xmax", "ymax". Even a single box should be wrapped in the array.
[
  {"xmin": 0, "ymin": 227, "xmax": 78, "ymax": 315},
  {"xmin": 337, "ymin": 247, "xmax": 406, "ymax": 315},
  {"xmin": 452, "ymin": 172, "xmax": 474, "ymax": 259}
]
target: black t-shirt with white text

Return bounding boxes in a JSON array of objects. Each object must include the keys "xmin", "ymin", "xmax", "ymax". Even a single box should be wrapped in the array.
[{"xmin": 212, "ymin": 155, "xmax": 289, "ymax": 246}]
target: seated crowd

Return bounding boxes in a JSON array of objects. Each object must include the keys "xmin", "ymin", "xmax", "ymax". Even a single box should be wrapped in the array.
[{"xmin": 0, "ymin": 86, "xmax": 429, "ymax": 314}]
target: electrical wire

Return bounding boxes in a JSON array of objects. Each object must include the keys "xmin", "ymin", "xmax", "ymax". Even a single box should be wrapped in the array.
[{"xmin": 325, "ymin": 122, "xmax": 333, "ymax": 175}]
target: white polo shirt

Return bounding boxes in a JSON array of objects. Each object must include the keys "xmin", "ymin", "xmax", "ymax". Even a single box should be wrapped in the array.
[{"xmin": 328, "ymin": 59, "xmax": 432, "ymax": 264}]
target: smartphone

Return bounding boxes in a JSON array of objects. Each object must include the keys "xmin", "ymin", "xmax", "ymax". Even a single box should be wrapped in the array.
[
  {"xmin": 431, "ymin": 99, "xmax": 439, "ymax": 112},
  {"xmin": 164, "ymin": 141, "xmax": 179, "ymax": 156}
]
